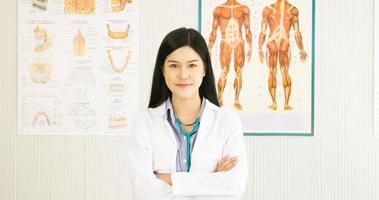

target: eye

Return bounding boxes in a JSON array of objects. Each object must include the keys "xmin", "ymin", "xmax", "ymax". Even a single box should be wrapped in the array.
[
  {"xmin": 168, "ymin": 64, "xmax": 179, "ymax": 69},
  {"xmin": 188, "ymin": 63, "xmax": 197, "ymax": 68}
]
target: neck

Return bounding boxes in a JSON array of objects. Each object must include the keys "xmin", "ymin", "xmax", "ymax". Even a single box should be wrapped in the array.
[
  {"xmin": 226, "ymin": 0, "xmax": 236, "ymax": 4},
  {"xmin": 276, "ymin": 0, "xmax": 286, "ymax": 3},
  {"xmin": 171, "ymin": 94, "xmax": 201, "ymax": 125}
]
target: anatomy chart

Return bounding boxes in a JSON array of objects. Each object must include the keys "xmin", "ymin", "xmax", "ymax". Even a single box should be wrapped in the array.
[
  {"xmin": 18, "ymin": 0, "xmax": 139, "ymax": 135},
  {"xmin": 375, "ymin": 0, "xmax": 379, "ymax": 138},
  {"xmin": 200, "ymin": 0, "xmax": 314, "ymax": 135}
]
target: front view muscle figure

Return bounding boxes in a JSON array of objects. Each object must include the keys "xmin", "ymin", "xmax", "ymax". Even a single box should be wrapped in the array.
[
  {"xmin": 208, "ymin": 0, "xmax": 252, "ymax": 110},
  {"xmin": 258, "ymin": 0, "xmax": 307, "ymax": 110}
]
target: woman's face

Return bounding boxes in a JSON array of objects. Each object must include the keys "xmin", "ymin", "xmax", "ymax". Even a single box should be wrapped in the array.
[{"xmin": 163, "ymin": 46, "xmax": 205, "ymax": 101}]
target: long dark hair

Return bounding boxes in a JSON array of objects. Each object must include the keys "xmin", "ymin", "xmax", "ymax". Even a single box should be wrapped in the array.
[{"xmin": 148, "ymin": 27, "xmax": 219, "ymax": 108}]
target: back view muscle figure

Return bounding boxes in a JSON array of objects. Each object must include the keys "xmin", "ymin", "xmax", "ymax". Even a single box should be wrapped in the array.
[{"xmin": 258, "ymin": 0, "xmax": 307, "ymax": 110}]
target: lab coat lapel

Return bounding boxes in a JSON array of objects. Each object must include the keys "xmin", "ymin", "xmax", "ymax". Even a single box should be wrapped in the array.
[
  {"xmin": 150, "ymin": 102, "xmax": 179, "ymax": 170},
  {"xmin": 150, "ymin": 102, "xmax": 177, "ymax": 149},
  {"xmin": 192, "ymin": 100, "xmax": 217, "ymax": 159}
]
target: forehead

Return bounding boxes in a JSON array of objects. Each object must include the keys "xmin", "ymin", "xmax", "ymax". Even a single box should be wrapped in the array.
[{"xmin": 165, "ymin": 46, "xmax": 202, "ymax": 63}]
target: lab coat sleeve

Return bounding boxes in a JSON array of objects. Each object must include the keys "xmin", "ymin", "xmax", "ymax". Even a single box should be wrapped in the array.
[
  {"xmin": 128, "ymin": 114, "xmax": 177, "ymax": 200},
  {"xmin": 171, "ymin": 111, "xmax": 248, "ymax": 198}
]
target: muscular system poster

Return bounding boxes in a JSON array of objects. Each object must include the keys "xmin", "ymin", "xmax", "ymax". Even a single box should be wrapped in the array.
[
  {"xmin": 200, "ymin": 0, "xmax": 314, "ymax": 135},
  {"xmin": 18, "ymin": 0, "xmax": 139, "ymax": 135}
]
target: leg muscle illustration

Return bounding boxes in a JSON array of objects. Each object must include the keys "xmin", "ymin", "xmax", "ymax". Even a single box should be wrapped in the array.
[
  {"xmin": 208, "ymin": 0, "xmax": 252, "ymax": 110},
  {"xmin": 258, "ymin": 0, "xmax": 307, "ymax": 110}
]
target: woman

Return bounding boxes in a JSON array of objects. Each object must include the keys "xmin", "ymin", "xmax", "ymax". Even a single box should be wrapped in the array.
[{"xmin": 128, "ymin": 28, "xmax": 248, "ymax": 199}]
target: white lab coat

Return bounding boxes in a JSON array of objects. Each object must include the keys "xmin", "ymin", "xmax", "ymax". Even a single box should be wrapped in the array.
[{"xmin": 128, "ymin": 99, "xmax": 248, "ymax": 200}]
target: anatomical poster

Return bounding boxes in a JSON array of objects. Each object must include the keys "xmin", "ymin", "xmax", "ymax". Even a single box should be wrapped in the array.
[
  {"xmin": 200, "ymin": 0, "xmax": 314, "ymax": 136},
  {"xmin": 18, "ymin": 0, "xmax": 139, "ymax": 135}
]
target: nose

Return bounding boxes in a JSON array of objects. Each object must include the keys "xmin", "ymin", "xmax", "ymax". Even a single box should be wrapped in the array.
[{"xmin": 178, "ymin": 67, "xmax": 189, "ymax": 80}]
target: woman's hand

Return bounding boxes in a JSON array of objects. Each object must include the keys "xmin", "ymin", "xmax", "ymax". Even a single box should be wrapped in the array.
[
  {"xmin": 154, "ymin": 156, "xmax": 238, "ymax": 184},
  {"xmin": 154, "ymin": 172, "xmax": 172, "ymax": 185},
  {"xmin": 215, "ymin": 155, "xmax": 238, "ymax": 172}
]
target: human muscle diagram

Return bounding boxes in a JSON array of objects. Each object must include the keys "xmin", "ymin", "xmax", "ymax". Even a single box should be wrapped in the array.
[
  {"xmin": 201, "ymin": 0, "xmax": 313, "ymax": 135},
  {"xmin": 258, "ymin": 0, "xmax": 307, "ymax": 111},
  {"xmin": 208, "ymin": 1, "xmax": 252, "ymax": 110},
  {"xmin": 18, "ymin": 0, "xmax": 139, "ymax": 135}
]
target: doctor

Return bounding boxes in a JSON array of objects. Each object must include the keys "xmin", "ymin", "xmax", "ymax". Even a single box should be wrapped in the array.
[{"xmin": 128, "ymin": 28, "xmax": 248, "ymax": 199}]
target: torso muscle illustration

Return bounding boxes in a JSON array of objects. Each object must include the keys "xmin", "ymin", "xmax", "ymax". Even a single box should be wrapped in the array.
[{"xmin": 208, "ymin": 0, "xmax": 252, "ymax": 110}]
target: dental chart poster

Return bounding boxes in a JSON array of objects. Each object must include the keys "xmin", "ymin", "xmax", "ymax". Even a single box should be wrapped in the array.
[
  {"xmin": 200, "ymin": 0, "xmax": 314, "ymax": 136},
  {"xmin": 18, "ymin": 0, "xmax": 139, "ymax": 135},
  {"xmin": 375, "ymin": 0, "xmax": 379, "ymax": 138}
]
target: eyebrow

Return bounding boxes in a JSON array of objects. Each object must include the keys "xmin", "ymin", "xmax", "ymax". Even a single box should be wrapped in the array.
[
  {"xmin": 187, "ymin": 59, "xmax": 200, "ymax": 63},
  {"xmin": 166, "ymin": 59, "xmax": 200, "ymax": 63},
  {"xmin": 166, "ymin": 60, "xmax": 179, "ymax": 63}
]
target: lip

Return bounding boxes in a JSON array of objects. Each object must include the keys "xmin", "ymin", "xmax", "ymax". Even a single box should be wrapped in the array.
[{"xmin": 175, "ymin": 83, "xmax": 192, "ymax": 88}]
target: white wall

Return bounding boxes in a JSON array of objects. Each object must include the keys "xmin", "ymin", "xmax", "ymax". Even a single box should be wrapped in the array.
[{"xmin": 1, "ymin": 0, "xmax": 379, "ymax": 200}]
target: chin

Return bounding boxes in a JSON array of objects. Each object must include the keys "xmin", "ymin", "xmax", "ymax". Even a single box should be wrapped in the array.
[{"xmin": 172, "ymin": 91, "xmax": 198, "ymax": 100}]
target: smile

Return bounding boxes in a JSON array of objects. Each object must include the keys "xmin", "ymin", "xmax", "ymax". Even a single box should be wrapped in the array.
[{"xmin": 175, "ymin": 83, "xmax": 192, "ymax": 88}]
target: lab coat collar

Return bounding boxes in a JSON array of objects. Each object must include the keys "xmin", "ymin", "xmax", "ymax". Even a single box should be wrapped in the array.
[
  {"xmin": 148, "ymin": 98, "xmax": 219, "ymax": 116},
  {"xmin": 148, "ymin": 98, "xmax": 219, "ymax": 165}
]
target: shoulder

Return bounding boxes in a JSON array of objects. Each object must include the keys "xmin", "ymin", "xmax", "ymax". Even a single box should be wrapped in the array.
[
  {"xmin": 240, "ymin": 5, "xmax": 250, "ymax": 13},
  {"xmin": 216, "ymin": 107, "xmax": 241, "ymax": 123},
  {"xmin": 131, "ymin": 110, "xmax": 151, "ymax": 131},
  {"xmin": 262, "ymin": 6, "xmax": 273, "ymax": 16},
  {"xmin": 203, "ymin": 99, "xmax": 240, "ymax": 122},
  {"xmin": 134, "ymin": 109, "xmax": 151, "ymax": 122},
  {"xmin": 209, "ymin": 104, "xmax": 242, "ymax": 133},
  {"xmin": 132, "ymin": 106, "xmax": 163, "ymax": 130},
  {"xmin": 213, "ymin": 6, "xmax": 222, "ymax": 15},
  {"xmin": 289, "ymin": 5, "xmax": 299, "ymax": 16},
  {"xmin": 213, "ymin": 107, "xmax": 244, "ymax": 140}
]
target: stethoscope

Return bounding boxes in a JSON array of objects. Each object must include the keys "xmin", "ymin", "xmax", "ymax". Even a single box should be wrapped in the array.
[{"xmin": 175, "ymin": 117, "xmax": 200, "ymax": 172}]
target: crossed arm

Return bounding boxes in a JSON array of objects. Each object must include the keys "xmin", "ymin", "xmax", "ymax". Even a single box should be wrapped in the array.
[
  {"xmin": 128, "ymin": 114, "xmax": 247, "ymax": 199},
  {"xmin": 154, "ymin": 155, "xmax": 239, "ymax": 185}
]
